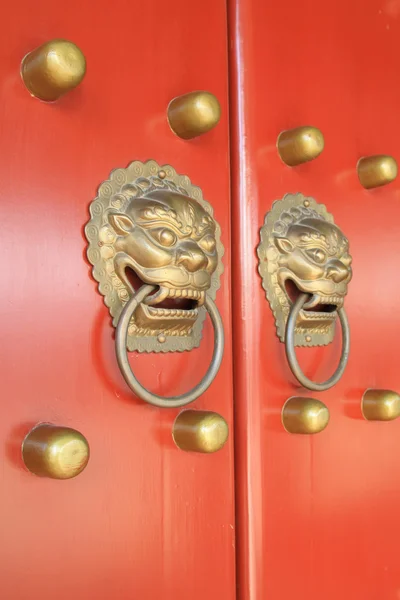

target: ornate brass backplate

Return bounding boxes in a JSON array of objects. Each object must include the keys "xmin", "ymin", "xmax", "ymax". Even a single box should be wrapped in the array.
[
  {"xmin": 257, "ymin": 193, "xmax": 352, "ymax": 347},
  {"xmin": 85, "ymin": 160, "xmax": 224, "ymax": 353}
]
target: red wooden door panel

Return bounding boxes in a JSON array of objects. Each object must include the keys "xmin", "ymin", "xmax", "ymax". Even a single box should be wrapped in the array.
[
  {"xmin": 0, "ymin": 2, "xmax": 234, "ymax": 599},
  {"xmin": 229, "ymin": 1, "xmax": 400, "ymax": 599}
]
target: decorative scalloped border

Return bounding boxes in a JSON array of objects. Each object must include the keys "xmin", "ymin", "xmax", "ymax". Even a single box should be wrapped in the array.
[
  {"xmin": 85, "ymin": 160, "xmax": 224, "ymax": 353},
  {"xmin": 257, "ymin": 192, "xmax": 338, "ymax": 348}
]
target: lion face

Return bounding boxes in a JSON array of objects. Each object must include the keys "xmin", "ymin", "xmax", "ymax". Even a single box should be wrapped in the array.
[
  {"xmin": 275, "ymin": 218, "xmax": 352, "ymax": 321},
  {"xmin": 85, "ymin": 162, "xmax": 224, "ymax": 353},
  {"xmin": 257, "ymin": 194, "xmax": 352, "ymax": 346},
  {"xmin": 109, "ymin": 189, "xmax": 218, "ymax": 336}
]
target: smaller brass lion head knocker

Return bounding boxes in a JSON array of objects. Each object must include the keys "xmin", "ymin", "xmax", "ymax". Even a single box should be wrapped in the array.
[
  {"xmin": 257, "ymin": 193, "xmax": 352, "ymax": 391},
  {"xmin": 85, "ymin": 160, "xmax": 224, "ymax": 408}
]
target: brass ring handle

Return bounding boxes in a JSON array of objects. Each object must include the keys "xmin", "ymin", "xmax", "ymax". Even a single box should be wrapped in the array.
[
  {"xmin": 285, "ymin": 293, "xmax": 350, "ymax": 391},
  {"xmin": 115, "ymin": 285, "xmax": 224, "ymax": 408}
]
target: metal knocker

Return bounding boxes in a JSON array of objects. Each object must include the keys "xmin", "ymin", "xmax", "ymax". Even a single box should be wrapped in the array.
[
  {"xmin": 85, "ymin": 160, "xmax": 225, "ymax": 408},
  {"xmin": 285, "ymin": 293, "xmax": 350, "ymax": 391},
  {"xmin": 115, "ymin": 284, "xmax": 224, "ymax": 408},
  {"xmin": 257, "ymin": 193, "xmax": 352, "ymax": 391}
]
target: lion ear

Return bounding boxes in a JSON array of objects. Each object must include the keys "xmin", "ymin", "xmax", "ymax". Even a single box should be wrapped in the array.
[
  {"xmin": 108, "ymin": 213, "xmax": 134, "ymax": 236},
  {"xmin": 274, "ymin": 237, "xmax": 294, "ymax": 254}
]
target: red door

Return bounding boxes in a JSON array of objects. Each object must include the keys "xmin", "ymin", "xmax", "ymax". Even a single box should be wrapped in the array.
[
  {"xmin": 230, "ymin": 1, "xmax": 400, "ymax": 599},
  {"xmin": 0, "ymin": 2, "xmax": 235, "ymax": 599},
  {"xmin": 3, "ymin": 2, "xmax": 400, "ymax": 599}
]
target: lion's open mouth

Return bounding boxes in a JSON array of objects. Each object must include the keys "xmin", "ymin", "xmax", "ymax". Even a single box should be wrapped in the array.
[
  {"xmin": 143, "ymin": 285, "xmax": 203, "ymax": 322},
  {"xmin": 125, "ymin": 268, "xmax": 202, "ymax": 324},
  {"xmin": 285, "ymin": 280, "xmax": 342, "ymax": 322}
]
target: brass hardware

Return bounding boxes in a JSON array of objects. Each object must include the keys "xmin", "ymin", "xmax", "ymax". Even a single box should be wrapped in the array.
[
  {"xmin": 362, "ymin": 389, "xmax": 400, "ymax": 421},
  {"xmin": 22, "ymin": 424, "xmax": 90, "ymax": 479},
  {"xmin": 167, "ymin": 91, "xmax": 221, "ymax": 140},
  {"xmin": 357, "ymin": 155, "xmax": 398, "ymax": 189},
  {"xmin": 85, "ymin": 160, "xmax": 224, "ymax": 354},
  {"xmin": 257, "ymin": 193, "xmax": 352, "ymax": 390},
  {"xmin": 21, "ymin": 39, "xmax": 86, "ymax": 102},
  {"xmin": 282, "ymin": 397, "xmax": 330, "ymax": 434},
  {"xmin": 115, "ymin": 284, "xmax": 224, "ymax": 408},
  {"xmin": 257, "ymin": 193, "xmax": 352, "ymax": 347},
  {"xmin": 277, "ymin": 126, "xmax": 324, "ymax": 167},
  {"xmin": 172, "ymin": 410, "xmax": 229, "ymax": 453},
  {"xmin": 285, "ymin": 293, "xmax": 350, "ymax": 391},
  {"xmin": 86, "ymin": 161, "xmax": 225, "ymax": 407}
]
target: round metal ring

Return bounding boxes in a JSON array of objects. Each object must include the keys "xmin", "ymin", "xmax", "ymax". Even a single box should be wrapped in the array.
[
  {"xmin": 115, "ymin": 284, "xmax": 224, "ymax": 408},
  {"xmin": 285, "ymin": 293, "xmax": 350, "ymax": 392}
]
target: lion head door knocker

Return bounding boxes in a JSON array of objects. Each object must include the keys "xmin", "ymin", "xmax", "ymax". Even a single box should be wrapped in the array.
[
  {"xmin": 257, "ymin": 193, "xmax": 352, "ymax": 391},
  {"xmin": 85, "ymin": 160, "xmax": 224, "ymax": 408}
]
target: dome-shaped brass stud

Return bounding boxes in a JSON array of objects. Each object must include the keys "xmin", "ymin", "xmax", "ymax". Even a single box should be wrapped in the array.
[
  {"xmin": 282, "ymin": 397, "xmax": 330, "ymax": 434},
  {"xmin": 167, "ymin": 91, "xmax": 221, "ymax": 140},
  {"xmin": 21, "ymin": 39, "xmax": 86, "ymax": 102},
  {"xmin": 277, "ymin": 126, "xmax": 325, "ymax": 167},
  {"xmin": 22, "ymin": 424, "xmax": 90, "ymax": 479},
  {"xmin": 357, "ymin": 155, "xmax": 398, "ymax": 189},
  {"xmin": 362, "ymin": 389, "xmax": 400, "ymax": 421},
  {"xmin": 172, "ymin": 410, "xmax": 229, "ymax": 453}
]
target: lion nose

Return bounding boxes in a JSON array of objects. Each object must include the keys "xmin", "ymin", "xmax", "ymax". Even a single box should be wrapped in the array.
[
  {"xmin": 176, "ymin": 245, "xmax": 208, "ymax": 272},
  {"xmin": 326, "ymin": 259, "xmax": 349, "ymax": 283}
]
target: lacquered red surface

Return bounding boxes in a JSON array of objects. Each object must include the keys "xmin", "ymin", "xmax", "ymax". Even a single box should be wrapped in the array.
[
  {"xmin": 0, "ymin": 3, "xmax": 234, "ymax": 599},
  {"xmin": 229, "ymin": 1, "xmax": 400, "ymax": 598}
]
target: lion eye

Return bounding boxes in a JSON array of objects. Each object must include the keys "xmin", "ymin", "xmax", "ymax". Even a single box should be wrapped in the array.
[
  {"xmin": 199, "ymin": 235, "xmax": 216, "ymax": 253},
  {"xmin": 305, "ymin": 248, "xmax": 326, "ymax": 264},
  {"xmin": 150, "ymin": 228, "xmax": 177, "ymax": 247}
]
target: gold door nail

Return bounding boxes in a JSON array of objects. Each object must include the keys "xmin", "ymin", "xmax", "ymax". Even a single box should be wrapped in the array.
[
  {"xmin": 282, "ymin": 397, "xmax": 330, "ymax": 434},
  {"xmin": 167, "ymin": 91, "xmax": 221, "ymax": 139},
  {"xmin": 277, "ymin": 126, "xmax": 324, "ymax": 166},
  {"xmin": 173, "ymin": 410, "xmax": 229, "ymax": 453},
  {"xmin": 357, "ymin": 155, "xmax": 398, "ymax": 189},
  {"xmin": 21, "ymin": 39, "xmax": 86, "ymax": 102},
  {"xmin": 362, "ymin": 389, "xmax": 400, "ymax": 421},
  {"xmin": 22, "ymin": 424, "xmax": 90, "ymax": 479}
]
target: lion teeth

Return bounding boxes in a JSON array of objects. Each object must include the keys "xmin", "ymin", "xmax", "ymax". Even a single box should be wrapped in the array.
[
  {"xmin": 145, "ymin": 306, "xmax": 198, "ymax": 318},
  {"xmin": 145, "ymin": 286, "xmax": 205, "ymax": 306},
  {"xmin": 301, "ymin": 311, "xmax": 337, "ymax": 320},
  {"xmin": 319, "ymin": 295, "xmax": 342, "ymax": 306},
  {"xmin": 302, "ymin": 293, "xmax": 343, "ymax": 311},
  {"xmin": 165, "ymin": 288, "xmax": 205, "ymax": 300}
]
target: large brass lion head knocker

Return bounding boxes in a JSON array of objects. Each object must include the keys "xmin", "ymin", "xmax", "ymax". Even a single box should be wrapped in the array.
[
  {"xmin": 257, "ymin": 193, "xmax": 352, "ymax": 347},
  {"xmin": 85, "ymin": 161, "xmax": 224, "ymax": 353}
]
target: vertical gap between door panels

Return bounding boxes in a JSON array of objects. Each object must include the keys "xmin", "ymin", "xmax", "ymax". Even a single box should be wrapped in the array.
[
  {"xmin": 226, "ymin": 0, "xmax": 265, "ymax": 599},
  {"xmin": 226, "ymin": 1, "xmax": 247, "ymax": 599},
  {"xmin": 224, "ymin": 1, "xmax": 238, "ymax": 598}
]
